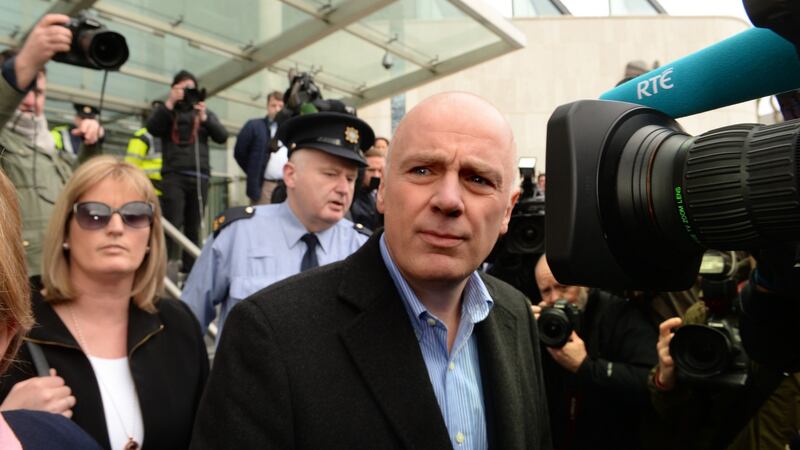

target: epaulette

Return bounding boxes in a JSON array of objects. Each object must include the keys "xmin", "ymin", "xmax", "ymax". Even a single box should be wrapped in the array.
[
  {"xmin": 353, "ymin": 222, "xmax": 372, "ymax": 237},
  {"xmin": 212, "ymin": 206, "xmax": 256, "ymax": 238}
]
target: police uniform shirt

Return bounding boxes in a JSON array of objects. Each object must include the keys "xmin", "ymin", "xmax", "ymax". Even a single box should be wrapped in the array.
[{"xmin": 180, "ymin": 201, "xmax": 369, "ymax": 339}]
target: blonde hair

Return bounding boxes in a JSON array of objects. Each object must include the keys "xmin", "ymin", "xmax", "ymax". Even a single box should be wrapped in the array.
[
  {"xmin": 41, "ymin": 156, "xmax": 166, "ymax": 312},
  {"xmin": 0, "ymin": 169, "xmax": 34, "ymax": 373}
]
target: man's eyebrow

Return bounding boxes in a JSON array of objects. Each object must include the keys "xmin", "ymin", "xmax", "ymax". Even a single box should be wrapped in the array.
[
  {"xmin": 462, "ymin": 159, "xmax": 504, "ymax": 187},
  {"xmin": 400, "ymin": 153, "xmax": 447, "ymax": 167}
]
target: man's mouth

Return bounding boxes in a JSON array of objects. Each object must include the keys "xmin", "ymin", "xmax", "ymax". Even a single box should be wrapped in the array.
[{"xmin": 418, "ymin": 230, "xmax": 465, "ymax": 248}]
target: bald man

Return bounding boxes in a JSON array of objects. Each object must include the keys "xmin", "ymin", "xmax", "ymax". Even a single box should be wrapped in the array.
[
  {"xmin": 533, "ymin": 254, "xmax": 658, "ymax": 450},
  {"xmin": 191, "ymin": 92, "xmax": 552, "ymax": 450}
]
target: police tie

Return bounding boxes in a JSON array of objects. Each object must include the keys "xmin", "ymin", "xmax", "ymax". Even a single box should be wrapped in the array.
[{"xmin": 300, "ymin": 233, "xmax": 319, "ymax": 272}]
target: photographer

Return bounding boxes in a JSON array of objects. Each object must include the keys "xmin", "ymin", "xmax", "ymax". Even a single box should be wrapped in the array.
[
  {"xmin": 146, "ymin": 70, "xmax": 228, "ymax": 273},
  {"xmin": 533, "ymin": 254, "xmax": 658, "ymax": 450},
  {"xmin": 649, "ymin": 252, "xmax": 800, "ymax": 450},
  {"xmin": 0, "ymin": 14, "xmax": 103, "ymax": 277},
  {"xmin": 349, "ymin": 145, "xmax": 385, "ymax": 231}
]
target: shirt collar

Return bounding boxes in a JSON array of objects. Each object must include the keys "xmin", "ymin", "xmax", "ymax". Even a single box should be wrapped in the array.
[
  {"xmin": 378, "ymin": 234, "xmax": 493, "ymax": 336},
  {"xmin": 278, "ymin": 201, "xmax": 335, "ymax": 254}
]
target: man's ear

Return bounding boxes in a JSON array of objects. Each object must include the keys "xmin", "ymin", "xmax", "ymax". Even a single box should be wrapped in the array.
[
  {"xmin": 283, "ymin": 161, "xmax": 296, "ymax": 189},
  {"xmin": 499, "ymin": 188, "xmax": 521, "ymax": 236}
]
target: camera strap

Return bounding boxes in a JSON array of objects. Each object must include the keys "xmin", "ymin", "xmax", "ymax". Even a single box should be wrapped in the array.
[{"xmin": 170, "ymin": 110, "xmax": 200, "ymax": 145}]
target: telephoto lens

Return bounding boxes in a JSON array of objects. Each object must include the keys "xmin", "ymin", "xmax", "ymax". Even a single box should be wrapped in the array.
[
  {"xmin": 546, "ymin": 100, "xmax": 800, "ymax": 290},
  {"xmin": 53, "ymin": 14, "xmax": 129, "ymax": 70}
]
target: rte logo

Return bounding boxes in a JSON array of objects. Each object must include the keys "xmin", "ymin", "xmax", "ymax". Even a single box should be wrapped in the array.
[{"xmin": 636, "ymin": 67, "xmax": 674, "ymax": 99}]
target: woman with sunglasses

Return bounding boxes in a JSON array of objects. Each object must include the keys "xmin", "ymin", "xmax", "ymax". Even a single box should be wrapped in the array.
[{"xmin": 0, "ymin": 156, "xmax": 209, "ymax": 450}]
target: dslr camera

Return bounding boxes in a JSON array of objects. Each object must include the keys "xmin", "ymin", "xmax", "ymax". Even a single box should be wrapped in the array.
[
  {"xmin": 504, "ymin": 157, "xmax": 546, "ymax": 255},
  {"xmin": 669, "ymin": 250, "xmax": 751, "ymax": 388},
  {"xmin": 53, "ymin": 13, "xmax": 129, "ymax": 70},
  {"xmin": 670, "ymin": 319, "xmax": 749, "ymax": 389},
  {"xmin": 484, "ymin": 158, "xmax": 545, "ymax": 301},
  {"xmin": 176, "ymin": 87, "xmax": 207, "ymax": 111},
  {"xmin": 538, "ymin": 299, "xmax": 581, "ymax": 348}
]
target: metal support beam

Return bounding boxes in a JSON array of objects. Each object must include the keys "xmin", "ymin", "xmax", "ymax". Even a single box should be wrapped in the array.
[
  {"xmin": 47, "ymin": 83, "xmax": 150, "ymax": 115},
  {"xmin": 41, "ymin": 0, "xmax": 101, "ymax": 17},
  {"xmin": 119, "ymin": 66, "xmax": 265, "ymax": 109},
  {"xmin": 46, "ymin": 83, "xmax": 242, "ymax": 134},
  {"xmin": 0, "ymin": 36, "xmax": 17, "ymax": 47},
  {"xmin": 200, "ymin": 0, "xmax": 396, "ymax": 97},
  {"xmin": 448, "ymin": 0, "xmax": 527, "ymax": 51},
  {"xmin": 342, "ymin": 40, "xmax": 513, "ymax": 107},
  {"xmin": 93, "ymin": 3, "xmax": 247, "ymax": 58},
  {"xmin": 282, "ymin": 0, "xmax": 436, "ymax": 71},
  {"xmin": 18, "ymin": 0, "xmax": 101, "ymax": 44}
]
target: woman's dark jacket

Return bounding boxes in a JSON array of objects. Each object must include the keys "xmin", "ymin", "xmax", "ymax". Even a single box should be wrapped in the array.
[{"xmin": 0, "ymin": 281, "xmax": 209, "ymax": 450}]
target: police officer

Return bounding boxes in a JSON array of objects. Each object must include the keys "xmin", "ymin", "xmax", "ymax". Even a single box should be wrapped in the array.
[
  {"xmin": 51, "ymin": 103, "xmax": 103, "ymax": 158},
  {"xmin": 181, "ymin": 111, "xmax": 373, "ymax": 338},
  {"xmin": 125, "ymin": 126, "xmax": 163, "ymax": 195}
]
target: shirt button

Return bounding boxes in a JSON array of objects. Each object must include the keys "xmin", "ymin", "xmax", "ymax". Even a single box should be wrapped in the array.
[
  {"xmin": 448, "ymin": 361, "xmax": 455, "ymax": 371},
  {"xmin": 455, "ymin": 432, "xmax": 465, "ymax": 444},
  {"xmin": 426, "ymin": 318, "xmax": 436, "ymax": 327}
]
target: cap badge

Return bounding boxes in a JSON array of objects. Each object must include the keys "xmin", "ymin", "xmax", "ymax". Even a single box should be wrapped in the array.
[
  {"xmin": 344, "ymin": 126, "xmax": 359, "ymax": 145},
  {"xmin": 83, "ymin": 106, "xmax": 92, "ymax": 114}
]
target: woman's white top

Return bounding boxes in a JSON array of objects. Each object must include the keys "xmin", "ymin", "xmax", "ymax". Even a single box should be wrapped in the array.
[{"xmin": 87, "ymin": 356, "xmax": 144, "ymax": 449}]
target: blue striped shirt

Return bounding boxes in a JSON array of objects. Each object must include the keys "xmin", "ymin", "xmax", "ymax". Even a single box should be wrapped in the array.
[{"xmin": 379, "ymin": 235, "xmax": 492, "ymax": 450}]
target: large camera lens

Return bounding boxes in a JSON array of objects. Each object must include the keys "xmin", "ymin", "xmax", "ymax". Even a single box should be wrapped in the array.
[
  {"xmin": 546, "ymin": 100, "xmax": 800, "ymax": 290},
  {"xmin": 670, "ymin": 324, "xmax": 733, "ymax": 379},
  {"xmin": 505, "ymin": 200, "xmax": 545, "ymax": 254},
  {"xmin": 83, "ymin": 30, "xmax": 129, "ymax": 70},
  {"xmin": 538, "ymin": 308, "xmax": 573, "ymax": 348},
  {"xmin": 611, "ymin": 117, "xmax": 800, "ymax": 249},
  {"xmin": 605, "ymin": 114, "xmax": 800, "ymax": 287}
]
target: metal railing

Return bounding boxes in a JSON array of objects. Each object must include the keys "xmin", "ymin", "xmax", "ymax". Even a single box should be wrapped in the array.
[{"xmin": 161, "ymin": 212, "xmax": 220, "ymax": 341}]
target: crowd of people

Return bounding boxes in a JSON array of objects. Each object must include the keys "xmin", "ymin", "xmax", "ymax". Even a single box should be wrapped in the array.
[{"xmin": 0, "ymin": 12, "xmax": 797, "ymax": 450}]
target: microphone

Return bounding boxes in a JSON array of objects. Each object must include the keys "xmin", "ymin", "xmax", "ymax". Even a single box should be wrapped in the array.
[{"xmin": 600, "ymin": 27, "xmax": 800, "ymax": 118}]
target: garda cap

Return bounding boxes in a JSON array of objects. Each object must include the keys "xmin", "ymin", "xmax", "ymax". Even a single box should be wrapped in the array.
[
  {"xmin": 277, "ymin": 112, "xmax": 374, "ymax": 167},
  {"xmin": 73, "ymin": 103, "xmax": 99, "ymax": 119}
]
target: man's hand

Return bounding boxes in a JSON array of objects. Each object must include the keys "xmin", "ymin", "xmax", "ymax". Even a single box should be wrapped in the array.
[
  {"xmin": 530, "ymin": 304, "xmax": 542, "ymax": 320},
  {"xmin": 655, "ymin": 317, "xmax": 682, "ymax": 391},
  {"xmin": 530, "ymin": 299, "xmax": 551, "ymax": 320},
  {"xmin": 0, "ymin": 368, "xmax": 76, "ymax": 417},
  {"xmin": 195, "ymin": 101, "xmax": 208, "ymax": 122},
  {"xmin": 14, "ymin": 14, "xmax": 72, "ymax": 89},
  {"xmin": 547, "ymin": 331, "xmax": 587, "ymax": 373},
  {"xmin": 72, "ymin": 118, "xmax": 104, "ymax": 145}
]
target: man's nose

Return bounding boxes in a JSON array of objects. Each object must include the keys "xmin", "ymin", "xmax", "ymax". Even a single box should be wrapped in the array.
[
  {"xmin": 431, "ymin": 172, "xmax": 464, "ymax": 218},
  {"xmin": 20, "ymin": 91, "xmax": 36, "ymax": 111},
  {"xmin": 334, "ymin": 174, "xmax": 351, "ymax": 193}
]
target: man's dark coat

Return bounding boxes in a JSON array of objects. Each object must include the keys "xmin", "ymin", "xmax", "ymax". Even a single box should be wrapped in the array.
[{"xmin": 191, "ymin": 233, "xmax": 552, "ymax": 450}]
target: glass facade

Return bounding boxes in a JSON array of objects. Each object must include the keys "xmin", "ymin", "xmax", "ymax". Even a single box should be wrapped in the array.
[{"xmin": 0, "ymin": 0, "xmax": 521, "ymax": 159}]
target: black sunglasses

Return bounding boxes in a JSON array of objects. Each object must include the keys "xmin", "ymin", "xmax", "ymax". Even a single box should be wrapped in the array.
[{"xmin": 73, "ymin": 201, "xmax": 154, "ymax": 230}]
